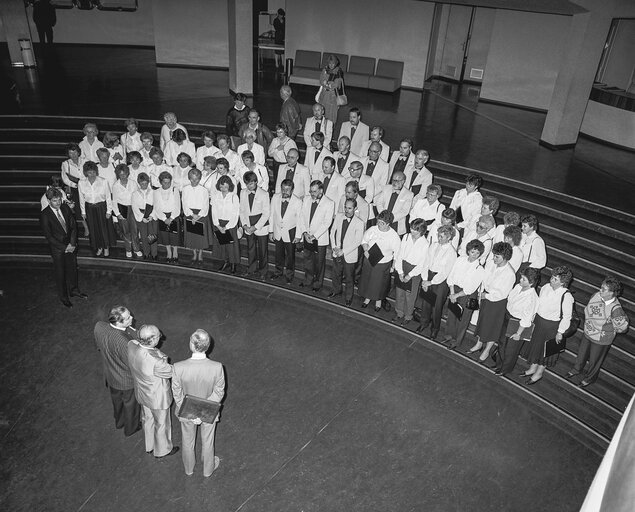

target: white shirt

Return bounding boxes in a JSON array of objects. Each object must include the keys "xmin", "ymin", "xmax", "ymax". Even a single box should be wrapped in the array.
[
  {"xmin": 61, "ymin": 158, "xmax": 84, "ymax": 189},
  {"xmin": 97, "ymin": 163, "xmax": 117, "ymax": 188},
  {"xmin": 182, "ymin": 184, "xmax": 210, "ymax": 218},
  {"xmin": 131, "ymin": 187, "xmax": 155, "ymax": 222},
  {"xmin": 127, "ymin": 164, "xmax": 142, "ymax": 184},
  {"xmin": 78, "ymin": 177, "xmax": 112, "ymax": 215},
  {"xmin": 509, "ymin": 245, "xmax": 523, "ymax": 272},
  {"xmin": 362, "ymin": 226, "xmax": 401, "ymax": 264},
  {"xmin": 210, "ymin": 190, "xmax": 240, "ymax": 229},
  {"xmin": 410, "ymin": 198, "xmax": 445, "ymax": 224},
  {"xmin": 268, "ymin": 137, "xmax": 298, "ymax": 163},
  {"xmin": 507, "ymin": 285, "xmax": 539, "ymax": 328},
  {"xmin": 78, "ymin": 136, "xmax": 104, "ymax": 163},
  {"xmin": 160, "ymin": 122, "xmax": 189, "ymax": 150},
  {"xmin": 146, "ymin": 163, "xmax": 173, "ymax": 189},
  {"xmin": 481, "ymin": 260, "xmax": 516, "ymax": 302},
  {"xmin": 195, "ymin": 145, "xmax": 221, "ymax": 169},
  {"xmin": 536, "ymin": 284, "xmax": 573, "ymax": 334},
  {"xmin": 449, "ymin": 188, "xmax": 482, "ymax": 229},
  {"xmin": 111, "ymin": 179, "xmax": 138, "ymax": 216},
  {"xmin": 427, "ymin": 221, "xmax": 460, "ymax": 251},
  {"xmin": 425, "ymin": 241, "xmax": 457, "ymax": 285},
  {"xmin": 121, "ymin": 132, "xmax": 142, "ymax": 153},
  {"xmin": 395, "ymin": 233, "xmax": 429, "ymax": 277},
  {"xmin": 236, "ymin": 142, "xmax": 266, "ymax": 166},
  {"xmin": 164, "ymin": 140, "xmax": 196, "ymax": 167},
  {"xmin": 520, "ymin": 231, "xmax": 547, "ymax": 269},
  {"xmin": 106, "ymin": 144, "xmax": 126, "ymax": 166},
  {"xmin": 153, "ymin": 186, "xmax": 181, "ymax": 221},
  {"xmin": 172, "ymin": 165, "xmax": 191, "ymax": 193},
  {"xmin": 216, "ymin": 149, "xmax": 241, "ymax": 174},
  {"xmin": 447, "ymin": 256, "xmax": 485, "ymax": 295},
  {"xmin": 236, "ymin": 163, "xmax": 269, "ymax": 191},
  {"xmin": 205, "ymin": 172, "xmax": 238, "ymax": 196}
]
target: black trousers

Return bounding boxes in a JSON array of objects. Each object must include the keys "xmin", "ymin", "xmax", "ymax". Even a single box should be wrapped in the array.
[
  {"xmin": 109, "ymin": 386, "xmax": 141, "ymax": 437},
  {"xmin": 51, "ymin": 250, "xmax": 78, "ymax": 301},
  {"xmin": 496, "ymin": 336, "xmax": 525, "ymax": 375},
  {"xmin": 420, "ymin": 280, "xmax": 450, "ymax": 335},
  {"xmin": 246, "ymin": 233, "xmax": 268, "ymax": 275},
  {"xmin": 331, "ymin": 255, "xmax": 356, "ymax": 301},
  {"xmin": 274, "ymin": 239, "xmax": 296, "ymax": 280},
  {"xmin": 36, "ymin": 24, "xmax": 53, "ymax": 44},
  {"xmin": 573, "ymin": 336, "xmax": 611, "ymax": 384},
  {"xmin": 303, "ymin": 245, "xmax": 327, "ymax": 290}
]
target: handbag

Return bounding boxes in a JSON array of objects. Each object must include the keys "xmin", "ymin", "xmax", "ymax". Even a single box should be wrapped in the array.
[
  {"xmin": 561, "ymin": 291, "xmax": 581, "ymax": 339},
  {"xmin": 465, "ymin": 297, "xmax": 479, "ymax": 311},
  {"xmin": 336, "ymin": 80, "xmax": 348, "ymax": 106}
]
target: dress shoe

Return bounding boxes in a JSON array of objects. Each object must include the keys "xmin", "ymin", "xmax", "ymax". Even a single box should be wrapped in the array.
[
  {"xmin": 270, "ymin": 273, "xmax": 282, "ymax": 280},
  {"xmin": 125, "ymin": 251, "xmax": 133, "ymax": 258},
  {"xmin": 173, "ymin": 257, "xmax": 179, "ymax": 264},
  {"xmin": 146, "ymin": 450, "xmax": 153, "ymax": 455},
  {"xmin": 401, "ymin": 319, "xmax": 412, "ymax": 327},
  {"xmin": 415, "ymin": 325, "xmax": 426, "ymax": 333},
  {"xmin": 156, "ymin": 446, "xmax": 180, "ymax": 459},
  {"xmin": 519, "ymin": 371, "xmax": 534, "ymax": 377},
  {"xmin": 103, "ymin": 248, "xmax": 110, "ymax": 257},
  {"xmin": 382, "ymin": 300, "xmax": 391, "ymax": 312},
  {"xmin": 526, "ymin": 377, "xmax": 541, "ymax": 385},
  {"xmin": 374, "ymin": 305, "xmax": 382, "ymax": 312},
  {"xmin": 60, "ymin": 299, "xmax": 73, "ymax": 308},
  {"xmin": 218, "ymin": 261, "xmax": 230, "ymax": 272},
  {"xmin": 565, "ymin": 371, "xmax": 578, "ymax": 379},
  {"xmin": 96, "ymin": 248, "xmax": 103, "ymax": 256},
  {"xmin": 70, "ymin": 291, "xmax": 88, "ymax": 300},
  {"xmin": 345, "ymin": 300, "xmax": 352, "ymax": 307},
  {"xmin": 578, "ymin": 380, "xmax": 591, "ymax": 388},
  {"xmin": 327, "ymin": 292, "xmax": 342, "ymax": 299},
  {"xmin": 391, "ymin": 316, "xmax": 402, "ymax": 324},
  {"xmin": 135, "ymin": 251, "xmax": 143, "ymax": 258},
  {"xmin": 466, "ymin": 347, "xmax": 482, "ymax": 355},
  {"xmin": 361, "ymin": 301, "xmax": 370, "ymax": 309},
  {"xmin": 430, "ymin": 330, "xmax": 439, "ymax": 341},
  {"xmin": 494, "ymin": 369, "xmax": 503, "ymax": 375}
]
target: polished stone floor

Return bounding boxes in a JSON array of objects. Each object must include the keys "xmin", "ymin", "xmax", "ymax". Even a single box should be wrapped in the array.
[{"xmin": 0, "ymin": 263, "xmax": 600, "ymax": 511}]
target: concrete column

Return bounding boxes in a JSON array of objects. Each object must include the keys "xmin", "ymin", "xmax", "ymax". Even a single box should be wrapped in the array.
[
  {"xmin": 540, "ymin": 12, "xmax": 612, "ymax": 148},
  {"xmin": 0, "ymin": 0, "xmax": 35, "ymax": 66},
  {"xmin": 227, "ymin": 0, "xmax": 253, "ymax": 95}
]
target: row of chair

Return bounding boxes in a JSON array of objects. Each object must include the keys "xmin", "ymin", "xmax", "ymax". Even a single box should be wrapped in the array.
[{"xmin": 289, "ymin": 50, "xmax": 404, "ymax": 92}]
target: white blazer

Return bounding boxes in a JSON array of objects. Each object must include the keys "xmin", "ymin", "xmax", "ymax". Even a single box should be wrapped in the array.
[
  {"xmin": 405, "ymin": 166, "xmax": 433, "ymax": 197},
  {"xmin": 361, "ymin": 156, "xmax": 391, "ymax": 188},
  {"xmin": 332, "ymin": 151, "xmax": 361, "ymax": 179},
  {"xmin": 337, "ymin": 194, "xmax": 370, "ymax": 225},
  {"xmin": 388, "ymin": 151, "xmax": 416, "ymax": 181},
  {"xmin": 301, "ymin": 196, "xmax": 335, "ymax": 246},
  {"xmin": 330, "ymin": 213, "xmax": 365, "ymax": 263},
  {"xmin": 338, "ymin": 121, "xmax": 370, "ymax": 156},
  {"xmin": 304, "ymin": 146, "xmax": 333, "ymax": 181},
  {"xmin": 269, "ymin": 193, "xmax": 305, "ymax": 242},
  {"xmin": 239, "ymin": 187, "xmax": 271, "ymax": 237},
  {"xmin": 376, "ymin": 185, "xmax": 414, "ymax": 235},
  {"xmin": 303, "ymin": 116, "xmax": 333, "ymax": 149},
  {"xmin": 275, "ymin": 163, "xmax": 311, "ymax": 199},
  {"xmin": 359, "ymin": 139, "xmax": 390, "ymax": 161}
]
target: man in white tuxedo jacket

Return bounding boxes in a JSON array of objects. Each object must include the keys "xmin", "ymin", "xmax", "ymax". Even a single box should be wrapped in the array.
[
  {"xmin": 172, "ymin": 329, "xmax": 225, "ymax": 477},
  {"xmin": 333, "ymin": 136, "xmax": 359, "ymax": 179},
  {"xmin": 338, "ymin": 107, "xmax": 370, "ymax": 156},
  {"xmin": 329, "ymin": 199, "xmax": 365, "ymax": 306},
  {"xmin": 405, "ymin": 149, "xmax": 433, "ymax": 198},
  {"xmin": 300, "ymin": 180, "xmax": 335, "ymax": 291},
  {"xmin": 347, "ymin": 160, "xmax": 376, "ymax": 208},
  {"xmin": 359, "ymin": 126, "xmax": 390, "ymax": 161},
  {"xmin": 240, "ymin": 171, "xmax": 271, "ymax": 278},
  {"xmin": 269, "ymin": 179, "xmax": 305, "ymax": 283},
  {"xmin": 275, "ymin": 148, "xmax": 311, "ymax": 199},
  {"xmin": 376, "ymin": 171, "xmax": 414, "ymax": 235},
  {"xmin": 337, "ymin": 181, "xmax": 370, "ymax": 226},
  {"xmin": 388, "ymin": 138, "xmax": 415, "ymax": 184},
  {"xmin": 362, "ymin": 142, "xmax": 391, "ymax": 189},
  {"xmin": 321, "ymin": 156, "xmax": 347, "ymax": 207},
  {"xmin": 303, "ymin": 103, "xmax": 333, "ymax": 149},
  {"xmin": 303, "ymin": 132, "xmax": 333, "ymax": 181}
]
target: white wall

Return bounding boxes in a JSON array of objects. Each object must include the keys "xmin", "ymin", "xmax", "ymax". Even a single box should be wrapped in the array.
[
  {"xmin": 285, "ymin": 0, "xmax": 435, "ymax": 89},
  {"xmin": 480, "ymin": 9, "xmax": 570, "ymax": 110}
]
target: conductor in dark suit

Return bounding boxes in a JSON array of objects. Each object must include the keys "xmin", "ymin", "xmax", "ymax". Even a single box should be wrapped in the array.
[
  {"xmin": 172, "ymin": 329, "xmax": 225, "ymax": 477},
  {"xmin": 40, "ymin": 188, "xmax": 87, "ymax": 308}
]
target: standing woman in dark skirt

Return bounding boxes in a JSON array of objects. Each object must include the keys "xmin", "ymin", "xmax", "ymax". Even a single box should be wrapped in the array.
[
  {"xmin": 210, "ymin": 175, "xmax": 241, "ymax": 274},
  {"xmin": 154, "ymin": 171, "xmax": 182, "ymax": 264},
  {"xmin": 468, "ymin": 242, "xmax": 516, "ymax": 362},
  {"xmin": 60, "ymin": 142, "xmax": 89, "ymax": 237},
  {"xmin": 522, "ymin": 266, "xmax": 574, "ymax": 384},
  {"xmin": 78, "ymin": 161, "xmax": 112, "ymax": 257},
  {"xmin": 358, "ymin": 210, "xmax": 401, "ymax": 312},
  {"xmin": 181, "ymin": 168, "xmax": 211, "ymax": 266}
]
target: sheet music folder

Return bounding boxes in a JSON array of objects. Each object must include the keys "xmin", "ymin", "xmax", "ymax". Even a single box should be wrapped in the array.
[{"xmin": 177, "ymin": 395, "xmax": 221, "ymax": 423}]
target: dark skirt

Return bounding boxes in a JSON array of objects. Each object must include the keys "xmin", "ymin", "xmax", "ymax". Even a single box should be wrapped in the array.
[
  {"xmin": 85, "ymin": 201, "xmax": 111, "ymax": 251},
  {"xmin": 158, "ymin": 216, "xmax": 182, "ymax": 246},
  {"xmin": 525, "ymin": 314, "xmax": 560, "ymax": 367},
  {"xmin": 359, "ymin": 259, "xmax": 391, "ymax": 301},
  {"xmin": 474, "ymin": 298, "xmax": 508, "ymax": 342},
  {"xmin": 184, "ymin": 216, "xmax": 211, "ymax": 250}
]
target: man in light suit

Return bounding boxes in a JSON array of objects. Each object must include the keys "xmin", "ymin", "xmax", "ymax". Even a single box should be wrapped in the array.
[
  {"xmin": 388, "ymin": 138, "xmax": 415, "ymax": 184},
  {"xmin": 337, "ymin": 181, "xmax": 370, "ymax": 226},
  {"xmin": 376, "ymin": 171, "xmax": 414, "ymax": 236},
  {"xmin": 300, "ymin": 180, "xmax": 335, "ymax": 291},
  {"xmin": 172, "ymin": 329, "xmax": 225, "ymax": 477},
  {"xmin": 303, "ymin": 131, "xmax": 333, "ymax": 181},
  {"xmin": 347, "ymin": 160, "xmax": 376, "ymax": 206},
  {"xmin": 275, "ymin": 148, "xmax": 310, "ymax": 199},
  {"xmin": 362, "ymin": 142, "xmax": 390, "ymax": 189},
  {"xmin": 240, "ymin": 171, "xmax": 271, "ymax": 279},
  {"xmin": 405, "ymin": 149, "xmax": 433, "ymax": 197},
  {"xmin": 333, "ymin": 136, "xmax": 359, "ymax": 179},
  {"xmin": 303, "ymin": 103, "xmax": 333, "ymax": 149},
  {"xmin": 321, "ymin": 156, "xmax": 347, "ymax": 207},
  {"xmin": 329, "ymin": 198, "xmax": 365, "ymax": 306},
  {"xmin": 269, "ymin": 179, "xmax": 305, "ymax": 284},
  {"xmin": 359, "ymin": 126, "xmax": 390, "ymax": 162},
  {"xmin": 128, "ymin": 324, "xmax": 178, "ymax": 459},
  {"xmin": 338, "ymin": 107, "xmax": 370, "ymax": 156},
  {"xmin": 40, "ymin": 188, "xmax": 87, "ymax": 308}
]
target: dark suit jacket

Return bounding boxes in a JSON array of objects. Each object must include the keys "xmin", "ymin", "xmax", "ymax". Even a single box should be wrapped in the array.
[{"xmin": 40, "ymin": 203, "xmax": 77, "ymax": 254}]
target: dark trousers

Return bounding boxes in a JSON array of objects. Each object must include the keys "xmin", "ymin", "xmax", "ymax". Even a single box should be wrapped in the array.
[
  {"xmin": 246, "ymin": 233, "xmax": 268, "ymax": 275},
  {"xmin": 573, "ymin": 336, "xmax": 611, "ymax": 384},
  {"xmin": 274, "ymin": 239, "xmax": 296, "ymax": 281},
  {"xmin": 446, "ymin": 293, "xmax": 473, "ymax": 349},
  {"xmin": 51, "ymin": 250, "xmax": 78, "ymax": 301},
  {"xmin": 110, "ymin": 386, "xmax": 141, "ymax": 437},
  {"xmin": 496, "ymin": 336, "xmax": 525, "ymax": 375},
  {"xmin": 303, "ymin": 245, "xmax": 327, "ymax": 290},
  {"xmin": 420, "ymin": 280, "xmax": 450, "ymax": 336},
  {"xmin": 332, "ymin": 256, "xmax": 356, "ymax": 301},
  {"xmin": 36, "ymin": 24, "xmax": 53, "ymax": 44},
  {"xmin": 137, "ymin": 219, "xmax": 158, "ymax": 257}
]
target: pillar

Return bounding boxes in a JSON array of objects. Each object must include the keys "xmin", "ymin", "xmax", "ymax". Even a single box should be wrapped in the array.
[
  {"xmin": 0, "ymin": 0, "xmax": 35, "ymax": 66},
  {"xmin": 227, "ymin": 0, "xmax": 253, "ymax": 95}
]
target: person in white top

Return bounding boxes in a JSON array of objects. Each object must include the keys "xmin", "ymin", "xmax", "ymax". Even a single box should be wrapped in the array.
[
  {"xmin": 410, "ymin": 184, "xmax": 445, "ymax": 228},
  {"xmin": 445, "ymin": 239, "xmax": 486, "ymax": 351},
  {"xmin": 405, "ymin": 150, "xmax": 433, "ymax": 198},
  {"xmin": 78, "ymin": 122, "xmax": 103, "ymax": 163},
  {"xmin": 459, "ymin": 214, "xmax": 495, "ymax": 264},
  {"xmin": 236, "ymin": 150, "xmax": 268, "ymax": 192},
  {"xmin": 268, "ymin": 123, "xmax": 298, "ymax": 191},
  {"xmin": 78, "ymin": 161, "xmax": 112, "ymax": 257},
  {"xmin": 303, "ymin": 131, "xmax": 333, "ymax": 182},
  {"xmin": 494, "ymin": 267, "xmax": 540, "ymax": 376},
  {"xmin": 206, "ymin": 157, "xmax": 238, "ymax": 196},
  {"xmin": 503, "ymin": 225, "xmax": 523, "ymax": 272},
  {"xmin": 215, "ymin": 134, "xmax": 241, "ymax": 176},
  {"xmin": 121, "ymin": 118, "xmax": 143, "ymax": 154},
  {"xmin": 362, "ymin": 142, "xmax": 390, "ymax": 190},
  {"xmin": 493, "ymin": 211, "xmax": 520, "ymax": 244},
  {"xmin": 164, "ymin": 128, "xmax": 196, "ymax": 168},
  {"xmin": 449, "ymin": 173, "xmax": 483, "ymax": 232},
  {"xmin": 160, "ymin": 112, "xmax": 189, "ymax": 151},
  {"xmin": 60, "ymin": 142, "xmax": 89, "ymax": 236},
  {"xmin": 236, "ymin": 129, "xmax": 266, "ymax": 166},
  {"xmin": 332, "ymin": 136, "xmax": 359, "ymax": 179},
  {"xmin": 338, "ymin": 107, "xmax": 370, "ymax": 156},
  {"xmin": 200, "ymin": 156, "xmax": 218, "ymax": 195},
  {"xmin": 303, "ymin": 103, "xmax": 333, "ymax": 149},
  {"xmin": 182, "ymin": 168, "xmax": 210, "ymax": 266},
  {"xmin": 519, "ymin": 214, "xmax": 547, "ymax": 272},
  {"xmin": 126, "ymin": 151, "xmax": 143, "ymax": 183},
  {"xmin": 337, "ymin": 181, "xmax": 370, "ymax": 226},
  {"xmin": 172, "ymin": 153, "xmax": 193, "ymax": 193},
  {"xmin": 393, "ymin": 219, "xmax": 430, "ymax": 326},
  {"xmin": 418, "ymin": 225, "xmax": 458, "ymax": 340},
  {"xmin": 275, "ymin": 148, "xmax": 310, "ymax": 199},
  {"xmin": 523, "ymin": 266, "xmax": 574, "ymax": 384},
  {"xmin": 359, "ymin": 210, "xmax": 402, "ymax": 311},
  {"xmin": 465, "ymin": 195, "xmax": 499, "ymax": 235},
  {"xmin": 347, "ymin": 160, "xmax": 376, "ymax": 209},
  {"xmin": 147, "ymin": 148, "xmax": 172, "ymax": 190},
  {"xmin": 95, "ymin": 148, "xmax": 117, "ymax": 188},
  {"xmin": 387, "ymin": 138, "xmax": 415, "ymax": 184},
  {"xmin": 131, "ymin": 172, "xmax": 157, "ymax": 261},
  {"xmin": 359, "ymin": 126, "xmax": 390, "ymax": 162},
  {"xmin": 211, "ymin": 175, "xmax": 241, "ymax": 274},
  {"xmin": 320, "ymin": 156, "xmax": 347, "ymax": 208},
  {"xmin": 102, "ymin": 132, "xmax": 126, "ymax": 167},
  {"xmin": 111, "ymin": 164, "xmax": 143, "ymax": 259},
  {"xmin": 240, "ymin": 171, "xmax": 271, "ymax": 278},
  {"xmin": 195, "ymin": 130, "xmax": 220, "ymax": 170},
  {"xmin": 139, "ymin": 132, "xmax": 156, "ymax": 169},
  {"xmin": 40, "ymin": 176, "xmax": 71, "ymax": 211},
  {"xmin": 470, "ymin": 242, "xmax": 517, "ymax": 362},
  {"xmin": 153, "ymin": 171, "xmax": 182, "ymax": 264},
  {"xmin": 427, "ymin": 207, "xmax": 460, "ymax": 251}
]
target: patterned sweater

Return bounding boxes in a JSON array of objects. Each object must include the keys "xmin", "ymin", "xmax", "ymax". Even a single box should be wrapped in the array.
[{"xmin": 583, "ymin": 293, "xmax": 629, "ymax": 345}]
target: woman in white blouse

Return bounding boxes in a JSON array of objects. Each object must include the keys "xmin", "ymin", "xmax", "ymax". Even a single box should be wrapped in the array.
[
  {"xmin": 181, "ymin": 168, "xmax": 210, "ymax": 266},
  {"xmin": 359, "ymin": 210, "xmax": 402, "ymax": 312},
  {"xmin": 522, "ymin": 266, "xmax": 574, "ymax": 384},
  {"xmin": 164, "ymin": 128, "xmax": 196, "ymax": 168},
  {"xmin": 445, "ymin": 239, "xmax": 486, "ymax": 351},
  {"xmin": 95, "ymin": 148, "xmax": 117, "ymax": 188},
  {"xmin": 494, "ymin": 267, "xmax": 539, "ymax": 376},
  {"xmin": 60, "ymin": 142, "xmax": 89, "ymax": 236},
  {"xmin": 268, "ymin": 123, "xmax": 297, "ymax": 191},
  {"xmin": 469, "ymin": 242, "xmax": 517, "ymax": 362},
  {"xmin": 195, "ymin": 130, "xmax": 220, "ymax": 170},
  {"xmin": 78, "ymin": 161, "xmax": 112, "ymax": 257},
  {"xmin": 236, "ymin": 129, "xmax": 266, "ymax": 166},
  {"xmin": 78, "ymin": 122, "xmax": 103, "ymax": 163},
  {"xmin": 427, "ymin": 208, "xmax": 460, "ymax": 251},
  {"xmin": 172, "ymin": 153, "xmax": 193, "ymax": 193},
  {"xmin": 120, "ymin": 118, "xmax": 143, "ymax": 154},
  {"xmin": 102, "ymin": 132, "xmax": 126, "ymax": 166},
  {"xmin": 111, "ymin": 164, "xmax": 142, "ymax": 259},
  {"xmin": 236, "ymin": 150, "xmax": 269, "ymax": 192},
  {"xmin": 502, "ymin": 225, "xmax": 523, "ymax": 273},
  {"xmin": 131, "ymin": 172, "xmax": 158, "ymax": 260},
  {"xmin": 147, "ymin": 148, "xmax": 172, "ymax": 190},
  {"xmin": 392, "ymin": 219, "xmax": 429, "ymax": 326},
  {"xmin": 211, "ymin": 175, "xmax": 241, "ymax": 274},
  {"xmin": 206, "ymin": 157, "xmax": 238, "ymax": 196},
  {"xmin": 410, "ymin": 185, "xmax": 445, "ymax": 228},
  {"xmin": 154, "ymin": 171, "xmax": 182, "ymax": 264},
  {"xmin": 216, "ymin": 134, "xmax": 241, "ymax": 175}
]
